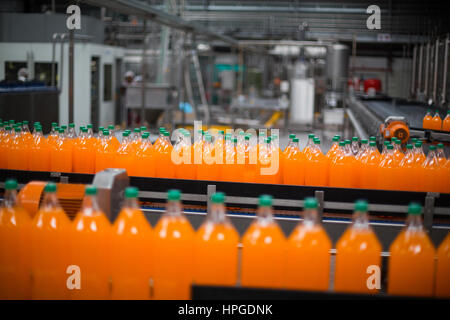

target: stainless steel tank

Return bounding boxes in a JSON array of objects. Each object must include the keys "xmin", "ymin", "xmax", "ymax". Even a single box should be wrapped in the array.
[{"xmin": 326, "ymin": 44, "xmax": 349, "ymax": 92}]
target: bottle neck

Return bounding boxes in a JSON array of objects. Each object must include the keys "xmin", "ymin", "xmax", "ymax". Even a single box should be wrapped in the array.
[
  {"xmin": 166, "ymin": 200, "xmax": 182, "ymax": 217},
  {"xmin": 405, "ymin": 214, "xmax": 423, "ymax": 232},
  {"xmin": 257, "ymin": 206, "xmax": 274, "ymax": 225},
  {"xmin": 352, "ymin": 210, "xmax": 370, "ymax": 229},
  {"xmin": 41, "ymin": 192, "xmax": 61, "ymax": 211},
  {"xmin": 207, "ymin": 203, "xmax": 227, "ymax": 223},
  {"xmin": 426, "ymin": 150, "xmax": 437, "ymax": 161},
  {"xmin": 303, "ymin": 208, "xmax": 319, "ymax": 228},
  {"xmin": 2, "ymin": 189, "xmax": 18, "ymax": 208},
  {"xmin": 81, "ymin": 195, "xmax": 101, "ymax": 215}
]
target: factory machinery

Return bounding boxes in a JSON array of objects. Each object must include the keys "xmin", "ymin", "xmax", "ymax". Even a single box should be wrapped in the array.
[{"xmin": 1, "ymin": 167, "xmax": 449, "ymax": 299}]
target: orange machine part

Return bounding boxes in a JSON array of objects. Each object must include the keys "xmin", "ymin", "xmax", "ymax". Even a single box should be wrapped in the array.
[
  {"xmin": 17, "ymin": 181, "xmax": 86, "ymax": 219},
  {"xmin": 380, "ymin": 121, "xmax": 410, "ymax": 143}
]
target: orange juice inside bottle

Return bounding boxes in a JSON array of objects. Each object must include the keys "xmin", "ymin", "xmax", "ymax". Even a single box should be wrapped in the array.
[
  {"xmin": 305, "ymin": 139, "xmax": 328, "ymax": 187},
  {"xmin": 197, "ymin": 134, "xmax": 218, "ymax": 181},
  {"xmin": 0, "ymin": 179, "xmax": 31, "ymax": 299},
  {"xmin": 283, "ymin": 137, "xmax": 305, "ymax": 185},
  {"xmin": 174, "ymin": 130, "xmax": 195, "ymax": 180},
  {"xmin": 420, "ymin": 145, "xmax": 442, "ymax": 192},
  {"xmin": 423, "ymin": 109, "xmax": 433, "ymax": 129},
  {"xmin": 329, "ymin": 141, "xmax": 355, "ymax": 188},
  {"xmin": 194, "ymin": 192, "xmax": 239, "ymax": 286},
  {"xmin": 303, "ymin": 134, "xmax": 315, "ymax": 158},
  {"xmin": 31, "ymin": 183, "xmax": 71, "ymax": 299},
  {"xmin": 29, "ymin": 126, "xmax": 51, "ymax": 171},
  {"xmin": 222, "ymin": 136, "xmax": 239, "ymax": 182},
  {"xmin": 334, "ymin": 200, "xmax": 382, "ymax": 294},
  {"xmin": 73, "ymin": 127, "xmax": 95, "ymax": 174},
  {"xmin": 257, "ymin": 137, "xmax": 278, "ymax": 184},
  {"xmin": 134, "ymin": 132, "xmax": 155, "ymax": 177},
  {"xmin": 326, "ymin": 135, "xmax": 340, "ymax": 159},
  {"xmin": 435, "ymin": 232, "xmax": 450, "ymax": 298},
  {"xmin": 108, "ymin": 125, "xmax": 121, "ymax": 150},
  {"xmin": 285, "ymin": 197, "xmax": 331, "ymax": 291},
  {"xmin": 71, "ymin": 185, "xmax": 111, "ymax": 300},
  {"xmin": 392, "ymin": 139, "xmax": 405, "ymax": 162},
  {"xmin": 377, "ymin": 144, "xmax": 400, "ymax": 190},
  {"xmin": 153, "ymin": 190, "xmax": 194, "ymax": 299},
  {"xmin": 241, "ymin": 195, "xmax": 285, "ymax": 288},
  {"xmin": 50, "ymin": 128, "xmax": 73, "ymax": 172},
  {"xmin": 388, "ymin": 203, "xmax": 435, "ymax": 297},
  {"xmin": 95, "ymin": 130, "xmax": 117, "ymax": 173},
  {"xmin": 431, "ymin": 110, "xmax": 442, "ymax": 130},
  {"xmin": 443, "ymin": 110, "xmax": 450, "ymax": 132},
  {"xmin": 9, "ymin": 127, "xmax": 28, "ymax": 170},
  {"xmin": 360, "ymin": 141, "xmax": 380, "ymax": 189},
  {"xmin": 110, "ymin": 187, "xmax": 153, "ymax": 300}
]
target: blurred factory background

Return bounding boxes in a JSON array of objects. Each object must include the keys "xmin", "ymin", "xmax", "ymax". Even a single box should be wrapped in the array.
[{"xmin": 0, "ymin": 0, "xmax": 449, "ymax": 147}]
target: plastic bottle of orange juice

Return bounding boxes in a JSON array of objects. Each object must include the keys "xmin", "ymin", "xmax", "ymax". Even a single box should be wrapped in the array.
[
  {"xmin": 67, "ymin": 123, "xmax": 77, "ymax": 139},
  {"xmin": 392, "ymin": 139, "xmax": 404, "ymax": 162},
  {"xmin": 334, "ymin": 200, "xmax": 382, "ymax": 294},
  {"xmin": 110, "ymin": 187, "xmax": 152, "ymax": 300},
  {"xmin": 153, "ymin": 190, "xmax": 194, "ymax": 299},
  {"xmin": 329, "ymin": 141, "xmax": 355, "ymax": 188},
  {"xmin": 194, "ymin": 192, "xmax": 239, "ymax": 286},
  {"xmin": 197, "ymin": 134, "xmax": 218, "ymax": 181},
  {"xmin": 0, "ymin": 179, "xmax": 31, "ymax": 299},
  {"xmin": 31, "ymin": 182, "xmax": 71, "ymax": 299},
  {"xmin": 72, "ymin": 127, "xmax": 95, "ymax": 174},
  {"xmin": 351, "ymin": 137, "xmax": 360, "ymax": 155},
  {"xmin": 423, "ymin": 109, "xmax": 433, "ymax": 129},
  {"xmin": 377, "ymin": 144, "xmax": 400, "ymax": 190},
  {"xmin": 173, "ymin": 130, "xmax": 194, "ymax": 180},
  {"xmin": 435, "ymin": 232, "xmax": 450, "ymax": 298},
  {"xmin": 388, "ymin": 203, "xmax": 435, "ymax": 297},
  {"xmin": 222, "ymin": 135, "xmax": 238, "ymax": 182},
  {"xmin": 29, "ymin": 125, "xmax": 51, "ymax": 172},
  {"xmin": 71, "ymin": 185, "xmax": 111, "ymax": 300},
  {"xmin": 283, "ymin": 137, "xmax": 305, "ymax": 185},
  {"xmin": 443, "ymin": 110, "xmax": 450, "ymax": 132},
  {"xmin": 115, "ymin": 131, "xmax": 133, "ymax": 174},
  {"xmin": 134, "ymin": 132, "xmax": 155, "ymax": 177},
  {"xmin": 95, "ymin": 130, "xmax": 117, "ymax": 173},
  {"xmin": 156, "ymin": 131, "xmax": 175, "ymax": 178},
  {"xmin": 303, "ymin": 133, "xmax": 315, "ymax": 157},
  {"xmin": 305, "ymin": 138, "xmax": 328, "ymax": 186},
  {"xmin": 413, "ymin": 141, "xmax": 426, "ymax": 167},
  {"xmin": 0, "ymin": 126, "xmax": 12, "ymax": 169},
  {"xmin": 431, "ymin": 110, "xmax": 442, "ymax": 130},
  {"xmin": 436, "ymin": 143, "xmax": 446, "ymax": 166},
  {"xmin": 9, "ymin": 127, "xmax": 28, "ymax": 170},
  {"xmin": 108, "ymin": 125, "xmax": 120, "ymax": 150},
  {"xmin": 285, "ymin": 197, "xmax": 331, "ymax": 291},
  {"xmin": 326, "ymin": 136, "xmax": 340, "ymax": 159},
  {"xmin": 360, "ymin": 141, "xmax": 380, "ymax": 189},
  {"xmin": 241, "ymin": 195, "xmax": 285, "ymax": 288},
  {"xmin": 355, "ymin": 139, "xmax": 368, "ymax": 161},
  {"xmin": 50, "ymin": 128, "xmax": 72, "ymax": 173},
  {"xmin": 420, "ymin": 145, "xmax": 444, "ymax": 193},
  {"xmin": 398, "ymin": 144, "xmax": 416, "ymax": 191},
  {"xmin": 244, "ymin": 134, "xmax": 258, "ymax": 183}
]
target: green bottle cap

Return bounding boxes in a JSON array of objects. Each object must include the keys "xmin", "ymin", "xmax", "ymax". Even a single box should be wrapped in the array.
[
  {"xmin": 289, "ymin": 134, "xmax": 296, "ymax": 139},
  {"xmin": 163, "ymin": 131, "xmax": 170, "ymax": 137},
  {"xmin": 108, "ymin": 125, "xmax": 115, "ymax": 130},
  {"xmin": 406, "ymin": 144, "xmax": 413, "ymax": 149},
  {"xmin": 85, "ymin": 185, "xmax": 97, "ymax": 196},
  {"xmin": 384, "ymin": 141, "xmax": 390, "ymax": 146},
  {"xmin": 15, "ymin": 127, "xmax": 21, "ymax": 132},
  {"xmin": 103, "ymin": 130, "xmax": 110, "ymax": 136},
  {"xmin": 69, "ymin": 123, "xmax": 75, "ymax": 128},
  {"xmin": 233, "ymin": 137, "xmax": 237, "ymax": 143},
  {"xmin": 244, "ymin": 135, "xmax": 250, "ymax": 140},
  {"xmin": 369, "ymin": 141, "xmax": 376, "ymax": 147},
  {"xmin": 125, "ymin": 187, "xmax": 139, "ymax": 198},
  {"xmin": 332, "ymin": 136, "xmax": 339, "ymax": 142},
  {"xmin": 369, "ymin": 136, "xmax": 376, "ymax": 141},
  {"xmin": 23, "ymin": 120, "xmax": 29, "ymax": 125},
  {"xmin": 123, "ymin": 132, "xmax": 129, "ymax": 137},
  {"xmin": 355, "ymin": 200, "xmax": 368, "ymax": 212},
  {"xmin": 168, "ymin": 189, "xmax": 181, "ymax": 201},
  {"xmin": 211, "ymin": 192, "xmax": 225, "ymax": 204},
  {"xmin": 408, "ymin": 203, "xmax": 422, "ymax": 215},
  {"xmin": 9, "ymin": 120, "xmax": 15, "ymax": 124},
  {"xmin": 142, "ymin": 133, "xmax": 149, "ymax": 139},
  {"xmin": 344, "ymin": 139, "xmax": 350, "ymax": 144},
  {"xmin": 387, "ymin": 144, "xmax": 394, "ymax": 150},
  {"xmin": 308, "ymin": 134, "xmax": 315, "ymax": 139},
  {"xmin": 429, "ymin": 145, "xmax": 437, "ymax": 150},
  {"xmin": 5, "ymin": 179, "xmax": 18, "ymax": 190},
  {"xmin": 352, "ymin": 137, "xmax": 358, "ymax": 142},
  {"xmin": 61, "ymin": 125, "xmax": 67, "ymax": 130},
  {"xmin": 339, "ymin": 141, "xmax": 345, "ymax": 147},
  {"xmin": 51, "ymin": 122, "xmax": 57, "ymax": 127},
  {"xmin": 437, "ymin": 143, "xmax": 444, "ymax": 149},
  {"xmin": 361, "ymin": 139, "xmax": 368, "ymax": 144},
  {"xmin": 87, "ymin": 124, "xmax": 93, "ymax": 129},
  {"xmin": 334, "ymin": 135, "xmax": 341, "ymax": 139},
  {"xmin": 394, "ymin": 139, "xmax": 401, "ymax": 145},
  {"xmin": 414, "ymin": 142, "xmax": 421, "ymax": 148},
  {"xmin": 218, "ymin": 130, "xmax": 224, "ymax": 135},
  {"xmin": 259, "ymin": 195, "xmax": 273, "ymax": 207},
  {"xmin": 292, "ymin": 138, "xmax": 299, "ymax": 143},
  {"xmin": 265, "ymin": 137, "xmax": 271, "ymax": 143},
  {"xmin": 99, "ymin": 126, "xmax": 104, "ymax": 131},
  {"xmin": 314, "ymin": 139, "xmax": 321, "ymax": 144},
  {"xmin": 304, "ymin": 197, "xmax": 318, "ymax": 209},
  {"xmin": 134, "ymin": 128, "xmax": 141, "ymax": 133},
  {"xmin": 44, "ymin": 182, "xmax": 57, "ymax": 193}
]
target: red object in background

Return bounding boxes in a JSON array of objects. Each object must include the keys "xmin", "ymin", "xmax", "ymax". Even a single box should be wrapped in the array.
[{"xmin": 363, "ymin": 79, "xmax": 382, "ymax": 93}]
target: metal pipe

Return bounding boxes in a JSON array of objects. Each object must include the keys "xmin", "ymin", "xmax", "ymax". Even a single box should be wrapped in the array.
[
  {"xmin": 424, "ymin": 42, "xmax": 430, "ymax": 98},
  {"xmin": 68, "ymin": 30, "xmax": 74, "ymax": 123},
  {"xmin": 442, "ymin": 35, "xmax": 449, "ymax": 105},
  {"xmin": 433, "ymin": 39, "xmax": 439, "ymax": 105},
  {"xmin": 417, "ymin": 44, "xmax": 423, "ymax": 96},
  {"xmin": 51, "ymin": 33, "xmax": 59, "ymax": 88},
  {"xmin": 141, "ymin": 20, "xmax": 148, "ymax": 125},
  {"xmin": 410, "ymin": 44, "xmax": 417, "ymax": 98}
]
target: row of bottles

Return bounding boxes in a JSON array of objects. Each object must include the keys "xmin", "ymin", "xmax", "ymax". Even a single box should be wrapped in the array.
[
  {"xmin": 423, "ymin": 109, "xmax": 450, "ymax": 131},
  {"xmin": 0, "ymin": 120, "xmax": 449, "ymax": 193},
  {"xmin": 1, "ymin": 179, "xmax": 449, "ymax": 299}
]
